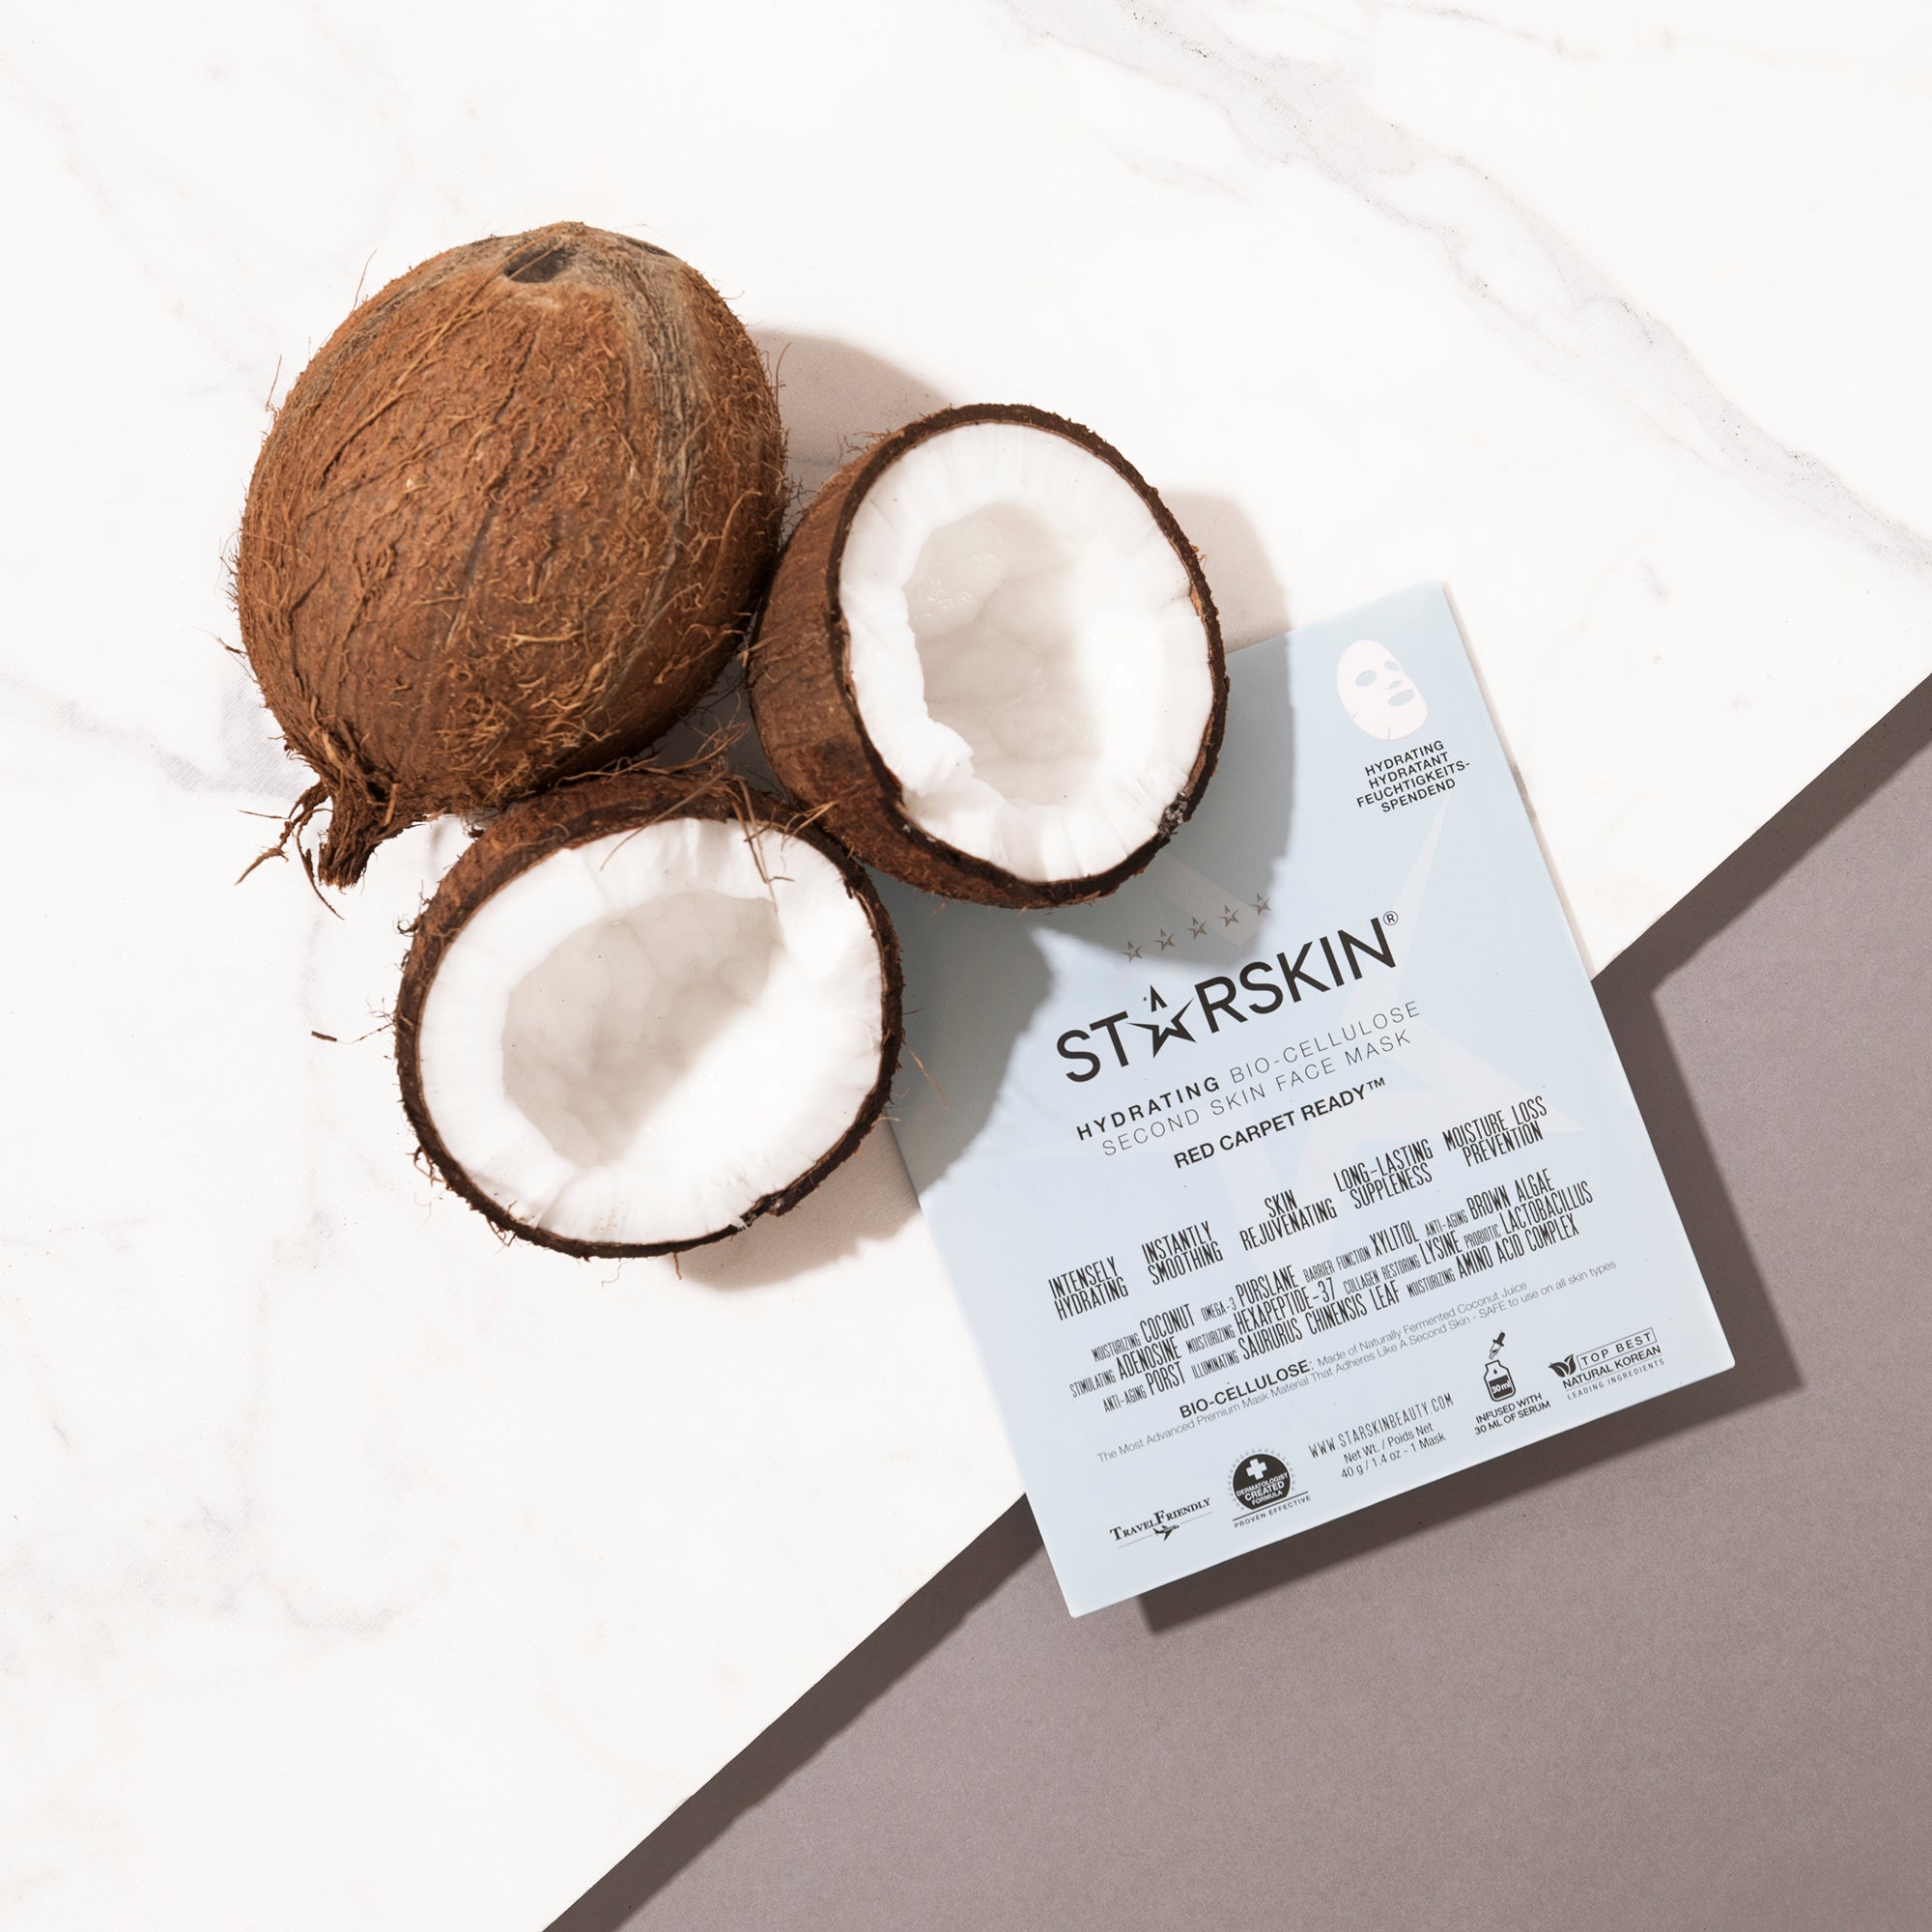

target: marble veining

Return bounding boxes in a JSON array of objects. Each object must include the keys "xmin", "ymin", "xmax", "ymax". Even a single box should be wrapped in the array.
[{"xmin": 1018, "ymin": 0, "xmax": 1932, "ymax": 576}]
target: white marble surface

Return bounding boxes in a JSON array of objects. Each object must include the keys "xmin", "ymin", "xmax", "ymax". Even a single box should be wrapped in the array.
[{"xmin": 5, "ymin": 2, "xmax": 1930, "ymax": 1926}]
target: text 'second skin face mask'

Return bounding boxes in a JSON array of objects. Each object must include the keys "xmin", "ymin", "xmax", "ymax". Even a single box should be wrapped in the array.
[{"xmin": 881, "ymin": 582, "xmax": 1732, "ymax": 1615}]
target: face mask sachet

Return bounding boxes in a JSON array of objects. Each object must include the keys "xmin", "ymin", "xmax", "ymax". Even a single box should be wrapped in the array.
[{"xmin": 881, "ymin": 582, "xmax": 1732, "ymax": 1615}]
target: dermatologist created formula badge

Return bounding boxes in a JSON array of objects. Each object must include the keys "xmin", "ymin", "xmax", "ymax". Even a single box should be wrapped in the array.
[{"xmin": 881, "ymin": 583, "xmax": 1733, "ymax": 1615}]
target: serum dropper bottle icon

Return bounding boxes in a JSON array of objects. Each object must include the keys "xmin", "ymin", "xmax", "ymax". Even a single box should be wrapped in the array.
[{"xmin": 1484, "ymin": 1332, "xmax": 1516, "ymax": 1403}]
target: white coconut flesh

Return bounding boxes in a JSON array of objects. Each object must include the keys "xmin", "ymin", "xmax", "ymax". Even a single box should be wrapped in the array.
[
  {"xmin": 415, "ymin": 817, "xmax": 886, "ymax": 1248},
  {"xmin": 838, "ymin": 421, "xmax": 1213, "ymax": 885}
]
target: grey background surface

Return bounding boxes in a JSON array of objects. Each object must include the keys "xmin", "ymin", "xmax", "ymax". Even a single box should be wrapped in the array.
[{"xmin": 554, "ymin": 677, "xmax": 1932, "ymax": 1932}]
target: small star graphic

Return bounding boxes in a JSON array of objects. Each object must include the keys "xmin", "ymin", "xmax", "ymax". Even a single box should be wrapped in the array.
[
  {"xmin": 1188, "ymin": 917, "xmax": 1208, "ymax": 939},
  {"xmin": 1123, "ymin": 940, "xmax": 1142, "ymax": 961},
  {"xmin": 1252, "ymin": 892, "xmax": 1271, "ymax": 916},
  {"xmin": 1156, "ymin": 929, "xmax": 1176, "ymax": 952},
  {"xmin": 1220, "ymin": 904, "xmax": 1241, "ymax": 929}
]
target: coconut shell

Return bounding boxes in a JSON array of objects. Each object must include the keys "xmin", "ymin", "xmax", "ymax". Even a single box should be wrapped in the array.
[
  {"xmin": 238, "ymin": 222, "xmax": 785, "ymax": 887},
  {"xmin": 747, "ymin": 402, "xmax": 1227, "ymax": 909},
  {"xmin": 394, "ymin": 770, "xmax": 904, "ymax": 1260}
]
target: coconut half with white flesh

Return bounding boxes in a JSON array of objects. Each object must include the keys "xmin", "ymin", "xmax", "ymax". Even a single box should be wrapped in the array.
[
  {"xmin": 395, "ymin": 773, "xmax": 902, "ymax": 1258},
  {"xmin": 749, "ymin": 404, "xmax": 1228, "ymax": 907}
]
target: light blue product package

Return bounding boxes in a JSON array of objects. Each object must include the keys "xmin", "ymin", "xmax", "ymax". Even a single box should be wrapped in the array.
[{"xmin": 881, "ymin": 583, "xmax": 1732, "ymax": 1615}]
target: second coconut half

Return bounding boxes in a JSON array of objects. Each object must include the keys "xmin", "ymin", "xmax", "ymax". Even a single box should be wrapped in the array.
[{"xmin": 749, "ymin": 404, "xmax": 1228, "ymax": 908}]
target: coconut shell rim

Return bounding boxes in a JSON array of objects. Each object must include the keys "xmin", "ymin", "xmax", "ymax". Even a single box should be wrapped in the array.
[
  {"xmin": 393, "ymin": 770, "xmax": 905, "ymax": 1261},
  {"xmin": 769, "ymin": 399, "xmax": 1229, "ymax": 909}
]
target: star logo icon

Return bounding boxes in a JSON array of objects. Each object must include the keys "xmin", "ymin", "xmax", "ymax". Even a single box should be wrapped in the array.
[
  {"xmin": 1252, "ymin": 892, "xmax": 1271, "ymax": 916},
  {"xmin": 1131, "ymin": 984, "xmax": 1195, "ymax": 1055},
  {"xmin": 1220, "ymin": 904, "xmax": 1241, "ymax": 929},
  {"xmin": 1156, "ymin": 928, "xmax": 1176, "ymax": 952},
  {"xmin": 1188, "ymin": 917, "xmax": 1208, "ymax": 939},
  {"xmin": 1123, "ymin": 940, "xmax": 1142, "ymax": 961}
]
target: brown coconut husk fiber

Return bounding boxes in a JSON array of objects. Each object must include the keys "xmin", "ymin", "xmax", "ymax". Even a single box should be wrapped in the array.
[
  {"xmin": 237, "ymin": 222, "xmax": 786, "ymax": 887},
  {"xmin": 394, "ymin": 768, "xmax": 905, "ymax": 1260},
  {"xmin": 746, "ymin": 403, "xmax": 1227, "ymax": 909}
]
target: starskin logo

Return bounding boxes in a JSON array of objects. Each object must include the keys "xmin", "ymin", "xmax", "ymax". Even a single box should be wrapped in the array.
[{"xmin": 1056, "ymin": 916, "xmax": 1399, "ymax": 1083}]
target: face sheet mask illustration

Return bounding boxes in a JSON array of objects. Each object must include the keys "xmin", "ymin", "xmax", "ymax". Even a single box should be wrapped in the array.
[{"xmin": 1338, "ymin": 638, "xmax": 1428, "ymax": 740}]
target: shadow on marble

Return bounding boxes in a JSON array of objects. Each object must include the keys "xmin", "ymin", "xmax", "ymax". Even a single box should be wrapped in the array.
[
  {"xmin": 547, "ymin": 661, "xmax": 1932, "ymax": 1929},
  {"xmin": 749, "ymin": 329, "xmax": 952, "ymax": 508},
  {"xmin": 1164, "ymin": 490, "xmax": 1293, "ymax": 651},
  {"xmin": 673, "ymin": 1129, "xmax": 915, "ymax": 1290},
  {"xmin": 745, "ymin": 335, "xmax": 1290, "ymax": 671}
]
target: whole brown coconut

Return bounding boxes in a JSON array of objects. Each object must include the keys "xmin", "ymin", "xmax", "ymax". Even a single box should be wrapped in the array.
[
  {"xmin": 237, "ymin": 222, "xmax": 785, "ymax": 887},
  {"xmin": 747, "ymin": 403, "xmax": 1226, "ymax": 910}
]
